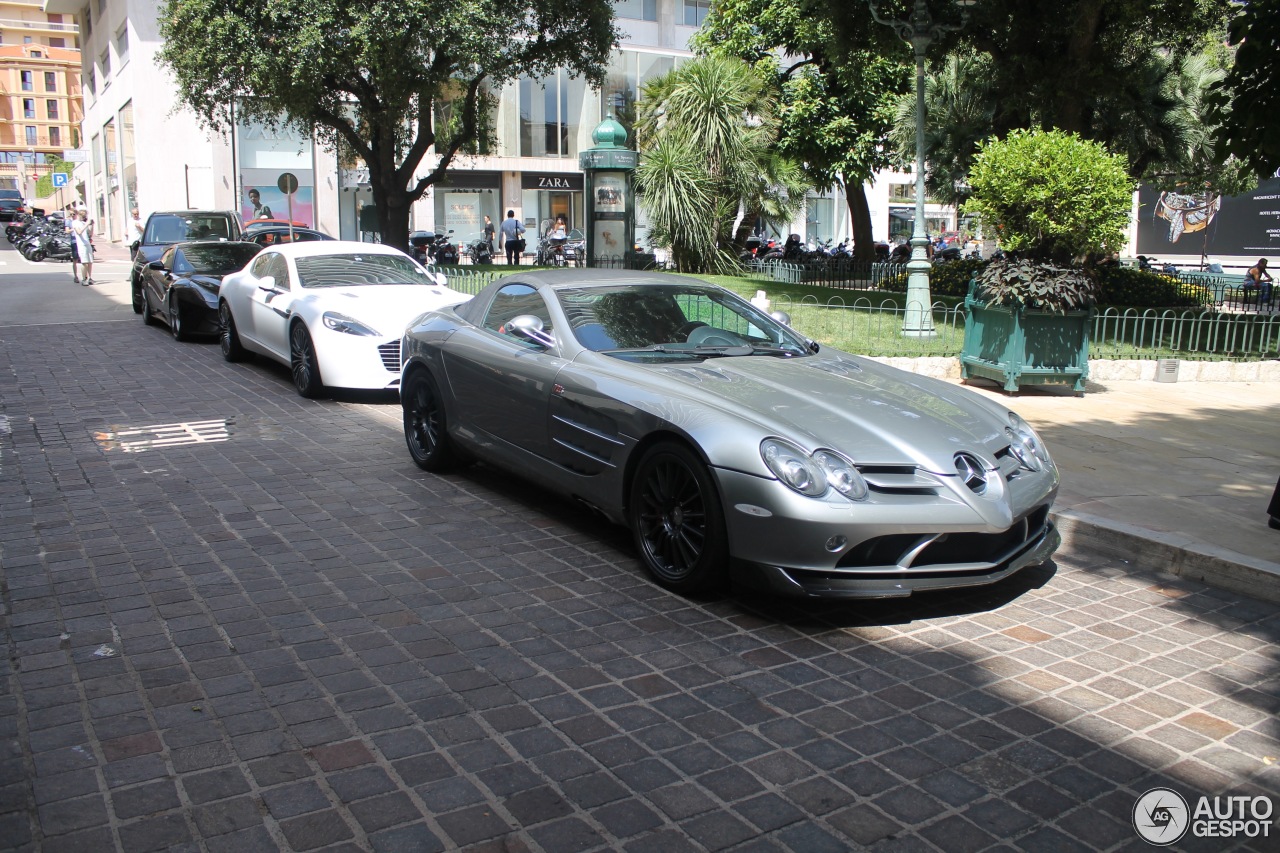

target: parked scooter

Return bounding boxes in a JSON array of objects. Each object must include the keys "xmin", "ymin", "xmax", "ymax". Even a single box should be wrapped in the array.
[
  {"xmin": 429, "ymin": 231, "xmax": 458, "ymax": 265},
  {"xmin": 465, "ymin": 233, "xmax": 493, "ymax": 265}
]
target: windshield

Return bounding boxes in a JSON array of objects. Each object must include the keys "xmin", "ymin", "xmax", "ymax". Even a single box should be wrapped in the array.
[
  {"xmin": 294, "ymin": 253, "xmax": 432, "ymax": 288},
  {"xmin": 181, "ymin": 243, "xmax": 261, "ymax": 274},
  {"xmin": 555, "ymin": 284, "xmax": 809, "ymax": 360},
  {"xmin": 144, "ymin": 214, "xmax": 236, "ymax": 244}
]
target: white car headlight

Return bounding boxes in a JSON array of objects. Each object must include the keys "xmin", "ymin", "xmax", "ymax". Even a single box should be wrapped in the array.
[
  {"xmin": 814, "ymin": 450, "xmax": 869, "ymax": 501},
  {"xmin": 761, "ymin": 439, "xmax": 868, "ymax": 501},
  {"xmin": 1007, "ymin": 412, "xmax": 1045, "ymax": 470},
  {"xmin": 322, "ymin": 311, "xmax": 380, "ymax": 337}
]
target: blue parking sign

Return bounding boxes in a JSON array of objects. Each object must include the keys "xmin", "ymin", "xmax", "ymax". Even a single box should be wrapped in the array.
[{"xmin": 52, "ymin": 172, "xmax": 69, "ymax": 187}]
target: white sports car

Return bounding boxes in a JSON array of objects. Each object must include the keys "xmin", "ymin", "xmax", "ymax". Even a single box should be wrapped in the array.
[{"xmin": 217, "ymin": 241, "xmax": 470, "ymax": 397}]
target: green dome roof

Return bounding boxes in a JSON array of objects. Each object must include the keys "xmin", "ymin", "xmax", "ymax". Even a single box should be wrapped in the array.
[{"xmin": 592, "ymin": 115, "xmax": 628, "ymax": 148}]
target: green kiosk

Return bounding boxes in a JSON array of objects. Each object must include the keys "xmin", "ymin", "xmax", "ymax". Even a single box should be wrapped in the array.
[{"xmin": 578, "ymin": 116, "xmax": 638, "ymax": 268}]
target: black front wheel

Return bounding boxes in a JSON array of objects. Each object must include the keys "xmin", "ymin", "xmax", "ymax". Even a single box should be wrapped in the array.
[
  {"xmin": 290, "ymin": 322, "xmax": 324, "ymax": 398},
  {"xmin": 402, "ymin": 370, "xmax": 459, "ymax": 472},
  {"xmin": 141, "ymin": 288, "xmax": 156, "ymax": 326},
  {"xmin": 131, "ymin": 279, "xmax": 144, "ymax": 314},
  {"xmin": 219, "ymin": 301, "xmax": 245, "ymax": 362},
  {"xmin": 628, "ymin": 442, "xmax": 729, "ymax": 595}
]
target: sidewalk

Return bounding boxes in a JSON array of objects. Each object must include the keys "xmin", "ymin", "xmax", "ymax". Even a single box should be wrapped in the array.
[{"xmin": 954, "ymin": 377, "xmax": 1280, "ymax": 601}]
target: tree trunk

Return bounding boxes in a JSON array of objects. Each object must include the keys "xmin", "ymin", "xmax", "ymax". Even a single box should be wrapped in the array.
[{"xmin": 843, "ymin": 177, "xmax": 876, "ymax": 262}]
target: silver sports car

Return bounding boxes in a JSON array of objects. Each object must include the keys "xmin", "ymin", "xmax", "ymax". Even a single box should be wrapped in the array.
[{"xmin": 400, "ymin": 270, "xmax": 1060, "ymax": 599}]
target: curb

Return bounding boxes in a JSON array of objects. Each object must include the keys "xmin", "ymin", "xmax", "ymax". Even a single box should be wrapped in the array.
[{"xmin": 1053, "ymin": 508, "xmax": 1280, "ymax": 604}]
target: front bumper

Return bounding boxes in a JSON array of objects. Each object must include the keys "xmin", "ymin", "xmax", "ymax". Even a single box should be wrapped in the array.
[
  {"xmin": 716, "ymin": 465, "xmax": 1059, "ymax": 599},
  {"xmin": 315, "ymin": 331, "xmax": 402, "ymax": 391}
]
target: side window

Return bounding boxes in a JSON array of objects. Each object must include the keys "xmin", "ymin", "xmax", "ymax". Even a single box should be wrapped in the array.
[
  {"xmin": 250, "ymin": 253, "xmax": 273, "ymax": 278},
  {"xmin": 172, "ymin": 251, "xmax": 193, "ymax": 275},
  {"xmin": 268, "ymin": 254, "xmax": 292, "ymax": 291},
  {"xmin": 482, "ymin": 283, "xmax": 554, "ymax": 346},
  {"xmin": 160, "ymin": 247, "xmax": 177, "ymax": 270}
]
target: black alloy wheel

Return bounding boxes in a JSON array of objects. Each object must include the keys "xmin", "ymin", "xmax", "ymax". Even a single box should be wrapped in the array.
[
  {"xmin": 402, "ymin": 369, "xmax": 458, "ymax": 472},
  {"xmin": 290, "ymin": 322, "xmax": 323, "ymax": 398},
  {"xmin": 628, "ymin": 441, "xmax": 729, "ymax": 594},
  {"xmin": 130, "ymin": 278, "xmax": 144, "ymax": 314},
  {"xmin": 219, "ymin": 301, "xmax": 245, "ymax": 362},
  {"xmin": 168, "ymin": 294, "xmax": 187, "ymax": 342}
]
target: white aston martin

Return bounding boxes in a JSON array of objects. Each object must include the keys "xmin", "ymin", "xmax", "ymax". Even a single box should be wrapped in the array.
[{"xmin": 217, "ymin": 241, "xmax": 470, "ymax": 397}]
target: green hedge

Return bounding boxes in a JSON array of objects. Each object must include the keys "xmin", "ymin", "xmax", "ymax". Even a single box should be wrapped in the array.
[
  {"xmin": 1093, "ymin": 265, "xmax": 1213, "ymax": 308},
  {"xmin": 883, "ymin": 259, "xmax": 1212, "ymax": 308}
]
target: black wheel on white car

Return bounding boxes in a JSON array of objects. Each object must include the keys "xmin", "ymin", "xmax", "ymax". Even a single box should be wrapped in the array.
[
  {"xmin": 290, "ymin": 322, "xmax": 323, "ymax": 398},
  {"xmin": 219, "ymin": 301, "xmax": 245, "ymax": 362}
]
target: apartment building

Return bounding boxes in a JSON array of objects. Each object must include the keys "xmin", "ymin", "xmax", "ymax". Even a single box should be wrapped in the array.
[{"xmin": 0, "ymin": 0, "xmax": 80, "ymax": 195}]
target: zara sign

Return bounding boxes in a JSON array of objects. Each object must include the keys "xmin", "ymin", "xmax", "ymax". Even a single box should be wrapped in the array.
[{"xmin": 520, "ymin": 173, "xmax": 584, "ymax": 192}]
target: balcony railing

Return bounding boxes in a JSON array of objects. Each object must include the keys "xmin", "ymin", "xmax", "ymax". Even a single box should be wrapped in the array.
[{"xmin": 0, "ymin": 18, "xmax": 79, "ymax": 33}]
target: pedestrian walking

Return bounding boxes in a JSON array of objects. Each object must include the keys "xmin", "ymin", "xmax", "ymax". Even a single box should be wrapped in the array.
[
  {"xmin": 500, "ymin": 210, "xmax": 525, "ymax": 265},
  {"xmin": 67, "ymin": 213, "xmax": 81, "ymax": 284},
  {"xmin": 483, "ymin": 214, "xmax": 495, "ymax": 256},
  {"xmin": 71, "ymin": 209, "xmax": 94, "ymax": 286}
]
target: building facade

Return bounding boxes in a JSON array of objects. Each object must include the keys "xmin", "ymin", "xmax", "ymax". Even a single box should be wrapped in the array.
[
  {"xmin": 48, "ymin": 0, "xmax": 960, "ymax": 251},
  {"xmin": 0, "ymin": 4, "xmax": 81, "ymax": 197}
]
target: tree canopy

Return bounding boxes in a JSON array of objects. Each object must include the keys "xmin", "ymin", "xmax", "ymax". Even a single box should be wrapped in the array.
[
  {"xmin": 157, "ymin": 0, "xmax": 618, "ymax": 249},
  {"xmin": 696, "ymin": 0, "xmax": 908, "ymax": 259},
  {"xmin": 1210, "ymin": 0, "xmax": 1280, "ymax": 177}
]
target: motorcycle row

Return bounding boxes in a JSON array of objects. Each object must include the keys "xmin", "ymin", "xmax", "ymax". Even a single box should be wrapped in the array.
[
  {"xmin": 409, "ymin": 225, "xmax": 585, "ymax": 268},
  {"xmin": 6, "ymin": 213, "xmax": 74, "ymax": 263},
  {"xmin": 739, "ymin": 233, "xmax": 984, "ymax": 267}
]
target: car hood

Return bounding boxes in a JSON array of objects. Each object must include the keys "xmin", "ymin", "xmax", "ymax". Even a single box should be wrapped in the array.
[
  {"xmin": 301, "ymin": 285, "xmax": 471, "ymax": 335},
  {"xmin": 619, "ymin": 351, "xmax": 1016, "ymax": 473}
]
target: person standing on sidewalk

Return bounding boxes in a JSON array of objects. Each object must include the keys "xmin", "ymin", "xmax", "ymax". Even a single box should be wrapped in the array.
[
  {"xmin": 67, "ymin": 212, "xmax": 82, "ymax": 284},
  {"xmin": 71, "ymin": 209, "xmax": 94, "ymax": 286},
  {"xmin": 500, "ymin": 210, "xmax": 525, "ymax": 265}
]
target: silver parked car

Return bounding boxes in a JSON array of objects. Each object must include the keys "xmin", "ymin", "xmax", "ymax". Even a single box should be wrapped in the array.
[{"xmin": 400, "ymin": 270, "xmax": 1060, "ymax": 599}]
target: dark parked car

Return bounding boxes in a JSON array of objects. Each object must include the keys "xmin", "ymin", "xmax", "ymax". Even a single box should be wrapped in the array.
[
  {"xmin": 139, "ymin": 240, "xmax": 262, "ymax": 341},
  {"xmin": 241, "ymin": 226, "xmax": 333, "ymax": 247},
  {"xmin": 0, "ymin": 189, "xmax": 26, "ymax": 222},
  {"xmin": 130, "ymin": 210, "xmax": 242, "ymax": 314}
]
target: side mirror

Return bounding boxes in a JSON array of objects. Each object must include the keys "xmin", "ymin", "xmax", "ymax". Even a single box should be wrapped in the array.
[
  {"xmin": 508, "ymin": 314, "xmax": 554, "ymax": 348},
  {"xmin": 257, "ymin": 275, "xmax": 278, "ymax": 293},
  {"xmin": 148, "ymin": 260, "xmax": 165, "ymax": 271},
  {"xmin": 129, "ymin": 240, "xmax": 140, "ymax": 259}
]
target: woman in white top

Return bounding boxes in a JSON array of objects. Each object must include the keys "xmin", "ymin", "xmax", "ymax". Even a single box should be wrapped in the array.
[{"xmin": 71, "ymin": 210, "xmax": 94, "ymax": 286}]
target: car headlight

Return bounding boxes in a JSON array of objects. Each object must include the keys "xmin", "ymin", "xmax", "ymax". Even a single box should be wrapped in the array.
[
  {"xmin": 761, "ymin": 439, "xmax": 869, "ymax": 501},
  {"xmin": 1006, "ymin": 413, "xmax": 1045, "ymax": 471},
  {"xmin": 322, "ymin": 311, "xmax": 380, "ymax": 336}
]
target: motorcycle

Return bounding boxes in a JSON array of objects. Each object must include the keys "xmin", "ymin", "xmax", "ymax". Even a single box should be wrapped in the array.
[
  {"xmin": 429, "ymin": 230, "xmax": 458, "ymax": 265},
  {"xmin": 465, "ymin": 233, "xmax": 493, "ymax": 265}
]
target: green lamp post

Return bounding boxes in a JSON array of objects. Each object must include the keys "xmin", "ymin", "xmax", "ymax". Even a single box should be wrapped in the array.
[{"xmin": 579, "ymin": 115, "xmax": 638, "ymax": 268}]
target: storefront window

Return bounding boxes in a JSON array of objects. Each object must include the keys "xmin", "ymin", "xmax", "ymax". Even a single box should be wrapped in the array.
[
  {"xmin": 236, "ymin": 112, "xmax": 315, "ymax": 226},
  {"xmin": 119, "ymin": 101, "xmax": 136, "ymax": 224},
  {"xmin": 103, "ymin": 117, "xmax": 118, "ymax": 241},
  {"xmin": 433, "ymin": 172, "xmax": 501, "ymax": 246},
  {"xmin": 805, "ymin": 197, "xmax": 834, "ymax": 246}
]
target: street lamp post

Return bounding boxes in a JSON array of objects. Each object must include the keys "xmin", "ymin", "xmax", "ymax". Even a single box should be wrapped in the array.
[{"xmin": 867, "ymin": 0, "xmax": 974, "ymax": 337}]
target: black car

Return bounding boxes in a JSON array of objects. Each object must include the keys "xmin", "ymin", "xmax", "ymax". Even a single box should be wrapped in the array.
[
  {"xmin": 240, "ymin": 226, "xmax": 333, "ymax": 247},
  {"xmin": 130, "ymin": 210, "xmax": 242, "ymax": 314},
  {"xmin": 139, "ymin": 241, "xmax": 263, "ymax": 341},
  {"xmin": 0, "ymin": 189, "xmax": 26, "ymax": 222}
]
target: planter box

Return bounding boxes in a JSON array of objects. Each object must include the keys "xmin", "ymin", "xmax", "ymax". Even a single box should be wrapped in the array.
[{"xmin": 961, "ymin": 285, "xmax": 1092, "ymax": 395}]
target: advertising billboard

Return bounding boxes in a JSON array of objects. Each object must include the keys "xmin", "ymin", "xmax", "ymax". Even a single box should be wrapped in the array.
[{"xmin": 1136, "ymin": 177, "xmax": 1280, "ymax": 258}]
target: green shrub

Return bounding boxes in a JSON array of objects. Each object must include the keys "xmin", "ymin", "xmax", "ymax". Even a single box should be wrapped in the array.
[
  {"xmin": 1093, "ymin": 266, "xmax": 1213, "ymax": 308},
  {"xmin": 881, "ymin": 258, "xmax": 985, "ymax": 298},
  {"xmin": 963, "ymin": 129, "xmax": 1134, "ymax": 263}
]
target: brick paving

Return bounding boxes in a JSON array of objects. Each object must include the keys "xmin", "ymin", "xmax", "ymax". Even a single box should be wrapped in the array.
[{"xmin": 0, "ymin": 320, "xmax": 1277, "ymax": 852}]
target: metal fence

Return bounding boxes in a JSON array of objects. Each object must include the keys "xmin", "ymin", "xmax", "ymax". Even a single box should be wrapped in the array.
[
  {"xmin": 747, "ymin": 260, "xmax": 907, "ymax": 290},
  {"xmin": 1176, "ymin": 271, "xmax": 1277, "ymax": 313},
  {"xmin": 423, "ymin": 264, "xmax": 501, "ymax": 295},
  {"xmin": 769, "ymin": 297, "xmax": 1280, "ymax": 361}
]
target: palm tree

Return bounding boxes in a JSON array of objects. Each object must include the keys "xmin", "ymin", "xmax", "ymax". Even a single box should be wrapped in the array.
[{"xmin": 635, "ymin": 56, "xmax": 810, "ymax": 273}]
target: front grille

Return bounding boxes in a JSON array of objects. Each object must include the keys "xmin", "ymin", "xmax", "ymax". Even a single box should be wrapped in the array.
[
  {"xmin": 378, "ymin": 341, "xmax": 400, "ymax": 372},
  {"xmin": 835, "ymin": 505, "xmax": 1051, "ymax": 571}
]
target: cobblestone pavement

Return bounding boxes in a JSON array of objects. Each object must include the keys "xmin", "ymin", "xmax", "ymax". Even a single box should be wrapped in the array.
[{"xmin": 1, "ymin": 319, "xmax": 1277, "ymax": 853}]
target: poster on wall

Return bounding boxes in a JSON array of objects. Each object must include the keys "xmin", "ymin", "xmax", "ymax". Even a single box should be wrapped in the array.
[
  {"xmin": 240, "ymin": 172, "xmax": 314, "ymax": 226},
  {"xmin": 444, "ymin": 193, "xmax": 483, "ymax": 236},
  {"xmin": 593, "ymin": 173, "xmax": 626, "ymax": 214},
  {"xmin": 236, "ymin": 115, "xmax": 315, "ymax": 227},
  {"xmin": 594, "ymin": 220, "xmax": 626, "ymax": 260},
  {"xmin": 1135, "ymin": 177, "xmax": 1280, "ymax": 258}
]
